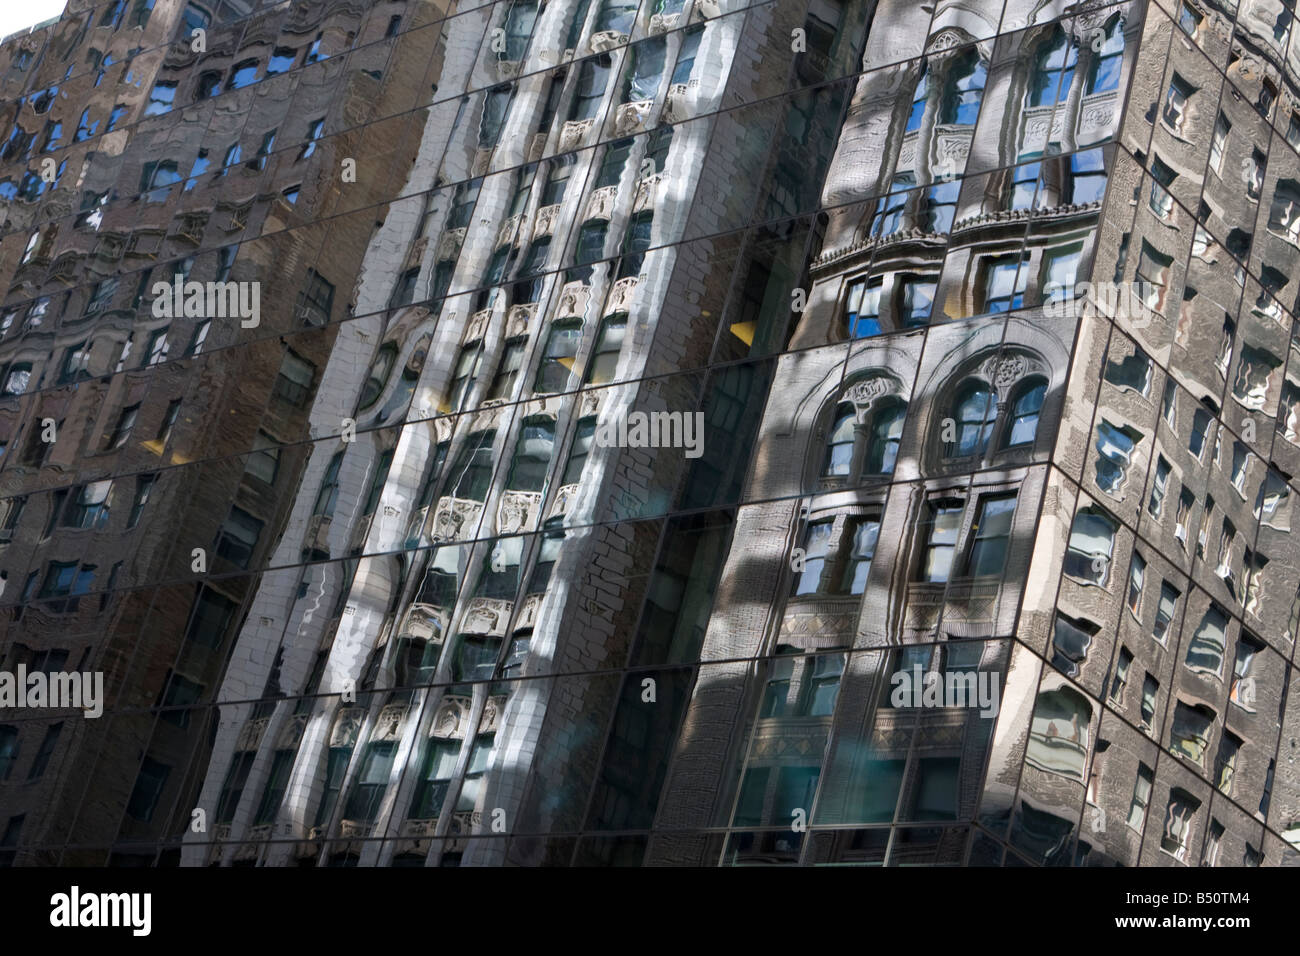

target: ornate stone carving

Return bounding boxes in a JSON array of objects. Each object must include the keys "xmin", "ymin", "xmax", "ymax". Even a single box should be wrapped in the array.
[
  {"xmin": 468, "ymin": 307, "xmax": 494, "ymax": 340},
  {"xmin": 585, "ymin": 184, "xmax": 618, "ymax": 221},
  {"xmin": 462, "ymin": 597, "xmax": 512, "ymax": 636},
  {"xmin": 559, "ymin": 117, "xmax": 595, "ymax": 152},
  {"xmin": 634, "ymin": 173, "xmax": 662, "ymax": 213},
  {"xmin": 516, "ymin": 592, "xmax": 543, "ymax": 629},
  {"xmin": 236, "ymin": 716, "xmax": 270, "ymax": 751},
  {"xmin": 432, "ymin": 695, "xmax": 474, "ymax": 739},
  {"xmin": 436, "ymin": 227, "xmax": 466, "ymax": 261},
  {"xmin": 277, "ymin": 713, "xmax": 308, "ymax": 749},
  {"xmin": 662, "ymin": 82, "xmax": 691, "ymax": 123},
  {"xmin": 982, "ymin": 353, "xmax": 1029, "ymax": 390},
  {"xmin": 496, "ymin": 213, "xmax": 522, "ymax": 248},
  {"xmin": 614, "ymin": 99, "xmax": 654, "ymax": 136},
  {"xmin": 556, "ymin": 281, "xmax": 591, "ymax": 319},
  {"xmin": 533, "ymin": 203, "xmax": 562, "ymax": 238},
  {"xmin": 374, "ymin": 703, "xmax": 409, "ymax": 741},
  {"xmin": 481, "ymin": 695, "xmax": 508, "ymax": 733},
  {"xmin": 650, "ymin": 12, "xmax": 680, "ymax": 33},
  {"xmin": 432, "ymin": 496, "xmax": 484, "ymax": 541},
  {"xmin": 606, "ymin": 275, "xmax": 640, "ymax": 314},
  {"xmin": 549, "ymin": 482, "xmax": 581, "ymax": 519},
  {"xmin": 330, "ymin": 708, "xmax": 364, "ymax": 748},
  {"xmin": 846, "ymin": 377, "xmax": 890, "ymax": 413},
  {"xmin": 399, "ymin": 603, "xmax": 447, "ymax": 643},
  {"xmin": 498, "ymin": 489, "xmax": 543, "ymax": 534},
  {"xmin": 588, "ymin": 29, "xmax": 629, "ymax": 52}
]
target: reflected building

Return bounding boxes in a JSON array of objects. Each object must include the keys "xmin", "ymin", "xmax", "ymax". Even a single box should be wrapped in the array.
[{"xmin": 1, "ymin": 0, "xmax": 1299, "ymax": 868}]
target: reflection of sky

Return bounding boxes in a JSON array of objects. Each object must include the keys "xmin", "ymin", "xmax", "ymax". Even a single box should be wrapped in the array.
[{"xmin": 0, "ymin": 1, "xmax": 65, "ymax": 40}]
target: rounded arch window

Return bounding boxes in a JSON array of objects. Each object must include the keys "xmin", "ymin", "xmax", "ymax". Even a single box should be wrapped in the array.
[
  {"xmin": 947, "ymin": 380, "xmax": 996, "ymax": 458},
  {"xmin": 823, "ymin": 402, "xmax": 855, "ymax": 476},
  {"xmin": 864, "ymin": 397, "xmax": 905, "ymax": 475},
  {"xmin": 1004, "ymin": 376, "xmax": 1047, "ymax": 448}
]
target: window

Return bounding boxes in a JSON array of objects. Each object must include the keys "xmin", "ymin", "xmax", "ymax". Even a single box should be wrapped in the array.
[
  {"xmin": 297, "ymin": 117, "xmax": 325, "ymax": 162},
  {"xmin": 1135, "ymin": 243, "xmax": 1171, "ymax": 314},
  {"xmin": 479, "ymin": 85, "xmax": 512, "ymax": 149},
  {"xmin": 562, "ymin": 418, "xmax": 596, "ymax": 486},
  {"xmin": 68, "ymin": 480, "xmax": 112, "ymax": 529},
  {"xmin": 1233, "ymin": 345, "xmax": 1279, "ymax": 410},
  {"xmin": 1148, "ymin": 456, "xmax": 1170, "ymax": 518},
  {"xmin": 595, "ymin": 0, "xmax": 637, "ymax": 34},
  {"xmin": 445, "ymin": 341, "xmax": 483, "ymax": 413},
  {"xmin": 864, "ymin": 399, "xmax": 905, "ymax": 475},
  {"xmin": 144, "ymin": 81, "xmax": 176, "ymax": 116},
  {"xmin": 2, "ymin": 364, "xmax": 31, "ymax": 396},
  {"xmin": 982, "ymin": 256, "xmax": 1028, "ymax": 314},
  {"xmin": 671, "ymin": 25, "xmax": 702, "ymax": 86},
  {"xmin": 1229, "ymin": 635, "xmax": 1261, "ymax": 710},
  {"xmin": 0, "ymin": 728, "xmax": 16, "ymax": 782},
  {"xmin": 586, "ymin": 315, "xmax": 627, "ymax": 385},
  {"xmin": 1026, "ymin": 689, "xmax": 1091, "ymax": 780},
  {"xmin": 1053, "ymin": 613, "xmax": 1098, "ymax": 678},
  {"xmin": 1109, "ymin": 646, "xmax": 1133, "ymax": 703},
  {"xmin": 293, "ymin": 269, "xmax": 335, "ymax": 328},
  {"xmin": 1041, "ymin": 244, "xmax": 1082, "ymax": 299},
  {"xmin": 215, "ymin": 506, "xmax": 263, "ymax": 568},
  {"xmin": 844, "ymin": 277, "xmax": 882, "ymax": 338},
  {"xmin": 1087, "ymin": 16, "xmax": 1124, "ymax": 94},
  {"xmin": 618, "ymin": 212, "xmax": 653, "ymax": 278},
  {"xmin": 898, "ymin": 274, "xmax": 937, "ymax": 325},
  {"xmin": 1153, "ymin": 581, "xmax": 1179, "ymax": 643},
  {"xmin": 1206, "ymin": 113, "xmax": 1231, "ymax": 179},
  {"xmin": 126, "ymin": 758, "xmax": 170, "ymax": 822},
  {"xmin": 541, "ymin": 155, "xmax": 574, "ymax": 206},
  {"xmin": 1162, "ymin": 74, "xmax": 1193, "ymax": 133},
  {"xmin": 445, "ymin": 431, "xmax": 496, "ymax": 502},
  {"xmin": 447, "ymin": 178, "xmax": 482, "ymax": 230},
  {"xmin": 965, "ymin": 494, "xmax": 1016, "ymax": 577},
  {"xmin": 127, "ymin": 474, "xmax": 156, "ymax": 529},
  {"xmin": 1185, "ymin": 604, "xmax": 1228, "ymax": 676},
  {"xmin": 919, "ymin": 499, "xmax": 964, "ymax": 583},
  {"xmin": 1148, "ymin": 156, "xmax": 1175, "ymax": 219},
  {"xmin": 1094, "ymin": 420, "xmax": 1142, "ymax": 493},
  {"xmin": 1064, "ymin": 506, "xmax": 1115, "ymax": 585},
  {"xmin": 1178, "ymin": 2, "xmax": 1202, "ymax": 33},
  {"xmin": 1030, "ymin": 27, "xmax": 1077, "ymax": 107},
  {"xmin": 1105, "ymin": 349, "xmax": 1152, "ymax": 396},
  {"xmin": 1127, "ymin": 552, "xmax": 1145, "ymax": 615},
  {"xmin": 1127, "ymin": 763, "xmax": 1154, "ymax": 830},
  {"xmin": 1202, "ymin": 819, "xmax": 1224, "ymax": 866},
  {"xmin": 142, "ymin": 160, "xmax": 182, "ymax": 202},
  {"xmin": 574, "ymin": 221, "xmax": 608, "ymax": 270},
  {"xmin": 486, "ymin": 338, "xmax": 527, "ymax": 401},
  {"xmin": 343, "ymin": 741, "xmax": 396, "ymax": 823},
  {"xmin": 839, "ymin": 516, "xmax": 879, "ymax": 595},
  {"xmin": 1140, "ymin": 674, "xmax": 1159, "ymax": 728},
  {"xmin": 1160, "ymin": 789, "xmax": 1199, "ymax": 861},
  {"xmin": 272, "ymin": 351, "xmax": 315, "ymax": 408},
  {"xmin": 872, "ymin": 175, "xmax": 913, "ymax": 237},
  {"xmin": 940, "ymin": 49, "xmax": 986, "ymax": 126},
  {"xmin": 144, "ymin": 328, "xmax": 170, "ymax": 366},
  {"xmin": 535, "ymin": 322, "xmax": 582, "ymax": 393},
  {"xmin": 410, "ymin": 740, "xmax": 458, "ymax": 819},
  {"xmin": 947, "ymin": 382, "xmax": 996, "ymax": 459},
  {"xmin": 570, "ymin": 55, "xmax": 611, "ymax": 121},
  {"xmin": 506, "ymin": 419, "xmax": 555, "ymax": 493},
  {"xmin": 623, "ymin": 36, "xmax": 666, "ymax": 103},
  {"xmin": 1005, "ymin": 377, "xmax": 1046, "ymax": 447},
  {"xmin": 792, "ymin": 519, "xmax": 832, "ymax": 595},
  {"xmin": 906, "ymin": 63, "xmax": 928, "ymax": 132},
  {"xmin": 107, "ymin": 403, "xmax": 140, "ymax": 449}
]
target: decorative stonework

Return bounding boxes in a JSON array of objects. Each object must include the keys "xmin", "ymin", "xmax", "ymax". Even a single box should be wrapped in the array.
[
  {"xmin": 549, "ymin": 482, "xmax": 581, "ymax": 519},
  {"xmin": 330, "ymin": 708, "xmax": 364, "ymax": 748},
  {"xmin": 606, "ymin": 276, "xmax": 640, "ymax": 314},
  {"xmin": 559, "ymin": 117, "xmax": 595, "ymax": 151},
  {"xmin": 481, "ymin": 695, "xmax": 508, "ymax": 733},
  {"xmin": 556, "ymin": 281, "xmax": 591, "ymax": 319},
  {"xmin": 588, "ymin": 29, "xmax": 629, "ymax": 52},
  {"xmin": 374, "ymin": 703, "xmax": 409, "ymax": 741},
  {"xmin": 533, "ymin": 203, "xmax": 562, "ymax": 238},
  {"xmin": 432, "ymin": 695, "xmax": 474, "ymax": 739},
  {"xmin": 516, "ymin": 592, "xmax": 543, "ymax": 629},
  {"xmin": 614, "ymin": 99, "xmax": 655, "ymax": 136},
  {"xmin": 399, "ymin": 603, "xmax": 447, "ymax": 643},
  {"xmin": 585, "ymin": 184, "xmax": 618, "ymax": 221},
  {"xmin": 236, "ymin": 716, "xmax": 270, "ymax": 751},
  {"xmin": 436, "ymin": 227, "xmax": 467, "ymax": 261},
  {"xmin": 650, "ymin": 12, "xmax": 680, "ymax": 32},
  {"xmin": 468, "ymin": 307, "xmax": 495, "ymax": 340},
  {"xmin": 277, "ymin": 713, "xmax": 309, "ymax": 749},
  {"xmin": 506, "ymin": 303, "xmax": 538, "ymax": 337},
  {"xmin": 634, "ymin": 173, "xmax": 662, "ymax": 213},
  {"xmin": 461, "ymin": 597, "xmax": 513, "ymax": 636},
  {"xmin": 432, "ymin": 496, "xmax": 485, "ymax": 541},
  {"xmin": 498, "ymin": 489, "xmax": 543, "ymax": 534},
  {"xmin": 496, "ymin": 214, "xmax": 523, "ymax": 249}
]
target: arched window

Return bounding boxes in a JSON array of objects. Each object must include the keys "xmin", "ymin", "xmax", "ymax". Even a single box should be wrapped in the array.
[
  {"xmin": 941, "ymin": 49, "xmax": 986, "ymax": 126},
  {"xmin": 947, "ymin": 381, "xmax": 996, "ymax": 458},
  {"xmin": 864, "ymin": 398, "xmax": 905, "ymax": 475},
  {"xmin": 1086, "ymin": 16, "xmax": 1124, "ymax": 95},
  {"xmin": 1029, "ymin": 27, "xmax": 1076, "ymax": 107},
  {"xmin": 823, "ymin": 402, "xmax": 855, "ymax": 476},
  {"xmin": 1026, "ymin": 688, "xmax": 1092, "ymax": 780},
  {"xmin": 1004, "ymin": 376, "xmax": 1046, "ymax": 447}
]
